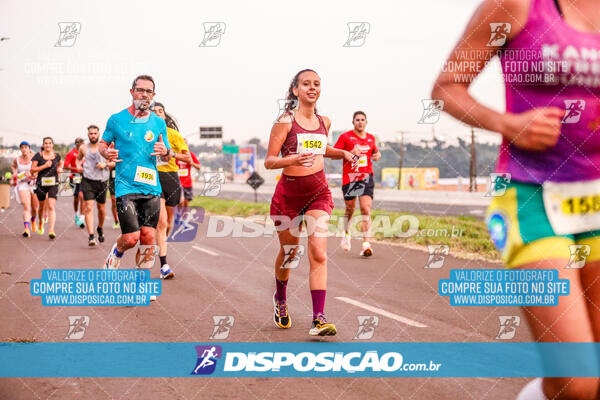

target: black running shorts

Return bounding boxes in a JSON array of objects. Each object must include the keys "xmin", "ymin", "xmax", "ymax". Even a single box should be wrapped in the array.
[
  {"xmin": 342, "ymin": 173, "xmax": 375, "ymax": 200},
  {"xmin": 159, "ymin": 171, "xmax": 182, "ymax": 207},
  {"xmin": 182, "ymin": 186, "xmax": 194, "ymax": 201},
  {"xmin": 81, "ymin": 177, "xmax": 108, "ymax": 204},
  {"xmin": 35, "ymin": 185, "xmax": 58, "ymax": 201},
  {"xmin": 116, "ymin": 194, "xmax": 161, "ymax": 234}
]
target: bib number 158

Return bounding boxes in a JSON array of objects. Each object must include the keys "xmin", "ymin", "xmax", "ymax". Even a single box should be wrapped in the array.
[{"xmin": 563, "ymin": 195, "xmax": 600, "ymax": 215}]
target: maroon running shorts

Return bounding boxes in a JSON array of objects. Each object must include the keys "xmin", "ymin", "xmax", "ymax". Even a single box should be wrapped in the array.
[{"xmin": 270, "ymin": 170, "xmax": 334, "ymax": 229}]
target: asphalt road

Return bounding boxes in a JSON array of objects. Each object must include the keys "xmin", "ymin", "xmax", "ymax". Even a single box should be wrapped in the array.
[{"xmin": 0, "ymin": 197, "xmax": 528, "ymax": 399}]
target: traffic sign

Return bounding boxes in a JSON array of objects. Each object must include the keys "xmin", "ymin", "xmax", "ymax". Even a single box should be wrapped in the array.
[{"xmin": 246, "ymin": 172, "xmax": 264, "ymax": 190}]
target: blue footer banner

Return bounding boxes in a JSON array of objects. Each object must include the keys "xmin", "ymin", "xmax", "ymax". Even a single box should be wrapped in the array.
[{"xmin": 1, "ymin": 342, "xmax": 599, "ymax": 377}]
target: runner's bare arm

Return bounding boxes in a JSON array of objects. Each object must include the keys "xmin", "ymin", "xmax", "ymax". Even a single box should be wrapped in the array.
[
  {"xmin": 325, "ymin": 146, "xmax": 358, "ymax": 168},
  {"xmin": 432, "ymin": 0, "xmax": 526, "ymax": 132},
  {"xmin": 174, "ymin": 149, "xmax": 192, "ymax": 164},
  {"xmin": 264, "ymin": 115, "xmax": 313, "ymax": 169},
  {"xmin": 100, "ymin": 140, "xmax": 121, "ymax": 163},
  {"xmin": 99, "ymin": 140, "xmax": 109, "ymax": 158},
  {"xmin": 76, "ymin": 144, "xmax": 87, "ymax": 160},
  {"xmin": 432, "ymin": 0, "xmax": 563, "ymax": 151},
  {"xmin": 30, "ymin": 159, "xmax": 50, "ymax": 173}
]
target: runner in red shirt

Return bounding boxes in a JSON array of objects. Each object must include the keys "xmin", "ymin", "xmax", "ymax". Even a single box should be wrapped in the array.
[
  {"xmin": 333, "ymin": 111, "xmax": 381, "ymax": 257},
  {"xmin": 63, "ymin": 137, "xmax": 85, "ymax": 228},
  {"xmin": 177, "ymin": 145, "xmax": 201, "ymax": 207}
]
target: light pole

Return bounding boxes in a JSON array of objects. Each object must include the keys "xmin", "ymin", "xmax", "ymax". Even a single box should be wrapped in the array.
[
  {"xmin": 396, "ymin": 131, "xmax": 407, "ymax": 190},
  {"xmin": 469, "ymin": 127, "xmax": 477, "ymax": 192}
]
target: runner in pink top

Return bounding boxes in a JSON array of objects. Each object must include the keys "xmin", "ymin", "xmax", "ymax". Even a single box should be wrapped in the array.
[{"xmin": 433, "ymin": 0, "xmax": 600, "ymax": 398}]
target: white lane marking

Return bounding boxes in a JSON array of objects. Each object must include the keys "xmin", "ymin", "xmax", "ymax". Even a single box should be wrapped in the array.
[
  {"xmin": 192, "ymin": 245, "xmax": 219, "ymax": 256},
  {"xmin": 335, "ymin": 296, "xmax": 427, "ymax": 328}
]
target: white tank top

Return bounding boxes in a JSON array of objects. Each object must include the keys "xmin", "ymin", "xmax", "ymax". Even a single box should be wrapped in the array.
[
  {"xmin": 17, "ymin": 157, "xmax": 31, "ymax": 174},
  {"xmin": 16, "ymin": 157, "xmax": 32, "ymax": 184}
]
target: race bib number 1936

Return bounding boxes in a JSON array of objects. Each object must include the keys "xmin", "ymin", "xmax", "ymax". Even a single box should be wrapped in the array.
[
  {"xmin": 297, "ymin": 133, "xmax": 326, "ymax": 155},
  {"xmin": 543, "ymin": 179, "xmax": 600, "ymax": 235},
  {"xmin": 134, "ymin": 166, "xmax": 157, "ymax": 186}
]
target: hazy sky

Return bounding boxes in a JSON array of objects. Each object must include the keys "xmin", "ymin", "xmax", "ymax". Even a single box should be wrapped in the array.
[{"xmin": 0, "ymin": 0, "xmax": 505, "ymax": 147}]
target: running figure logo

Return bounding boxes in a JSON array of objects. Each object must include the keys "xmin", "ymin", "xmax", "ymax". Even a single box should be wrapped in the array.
[
  {"xmin": 57, "ymin": 172, "xmax": 74, "ymax": 197},
  {"xmin": 343, "ymin": 22, "xmax": 371, "ymax": 47},
  {"xmin": 135, "ymin": 244, "xmax": 159, "ymax": 269},
  {"xmin": 353, "ymin": 316, "xmax": 379, "ymax": 340},
  {"xmin": 55, "ymin": 22, "xmax": 81, "ymax": 47},
  {"xmin": 274, "ymin": 99, "xmax": 298, "ymax": 123},
  {"xmin": 280, "ymin": 245, "xmax": 305, "ymax": 269},
  {"xmin": 486, "ymin": 23, "xmax": 511, "ymax": 47},
  {"xmin": 191, "ymin": 345, "xmax": 222, "ymax": 375},
  {"xmin": 562, "ymin": 100, "xmax": 586, "ymax": 124},
  {"xmin": 496, "ymin": 315, "xmax": 520, "ymax": 340},
  {"xmin": 199, "ymin": 22, "xmax": 226, "ymax": 47},
  {"xmin": 65, "ymin": 316, "xmax": 90, "ymax": 340},
  {"xmin": 346, "ymin": 173, "xmax": 369, "ymax": 197},
  {"xmin": 418, "ymin": 99, "xmax": 444, "ymax": 124},
  {"xmin": 202, "ymin": 172, "xmax": 225, "ymax": 197},
  {"xmin": 209, "ymin": 316, "xmax": 235, "ymax": 340},
  {"xmin": 168, "ymin": 206, "xmax": 205, "ymax": 242},
  {"xmin": 485, "ymin": 173, "xmax": 511, "ymax": 197},
  {"xmin": 425, "ymin": 245, "xmax": 449, "ymax": 269},
  {"xmin": 566, "ymin": 244, "xmax": 591, "ymax": 269}
]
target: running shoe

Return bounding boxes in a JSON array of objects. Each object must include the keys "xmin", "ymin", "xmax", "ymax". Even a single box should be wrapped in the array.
[
  {"xmin": 37, "ymin": 223, "xmax": 44, "ymax": 235},
  {"xmin": 88, "ymin": 236, "xmax": 97, "ymax": 246},
  {"xmin": 309, "ymin": 314, "xmax": 336, "ymax": 336},
  {"xmin": 32, "ymin": 220, "xmax": 37, "ymax": 232},
  {"xmin": 97, "ymin": 227, "xmax": 104, "ymax": 243},
  {"xmin": 78, "ymin": 216, "xmax": 85, "ymax": 229},
  {"xmin": 273, "ymin": 293, "xmax": 292, "ymax": 329},
  {"xmin": 341, "ymin": 232, "xmax": 351, "ymax": 252},
  {"xmin": 104, "ymin": 243, "xmax": 122, "ymax": 269},
  {"xmin": 160, "ymin": 264, "xmax": 174, "ymax": 279},
  {"xmin": 360, "ymin": 241, "xmax": 373, "ymax": 257},
  {"xmin": 74, "ymin": 214, "xmax": 80, "ymax": 226},
  {"xmin": 43, "ymin": 217, "xmax": 48, "ymax": 224},
  {"xmin": 48, "ymin": 232, "xmax": 56, "ymax": 240},
  {"xmin": 113, "ymin": 222, "xmax": 120, "ymax": 230},
  {"xmin": 22, "ymin": 228, "xmax": 30, "ymax": 238}
]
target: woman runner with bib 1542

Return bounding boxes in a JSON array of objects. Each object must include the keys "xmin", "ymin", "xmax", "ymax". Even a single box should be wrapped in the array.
[{"xmin": 265, "ymin": 69, "xmax": 358, "ymax": 336}]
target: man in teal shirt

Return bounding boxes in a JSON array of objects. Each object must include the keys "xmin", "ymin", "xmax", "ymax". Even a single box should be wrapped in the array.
[{"xmin": 100, "ymin": 75, "xmax": 173, "ymax": 271}]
